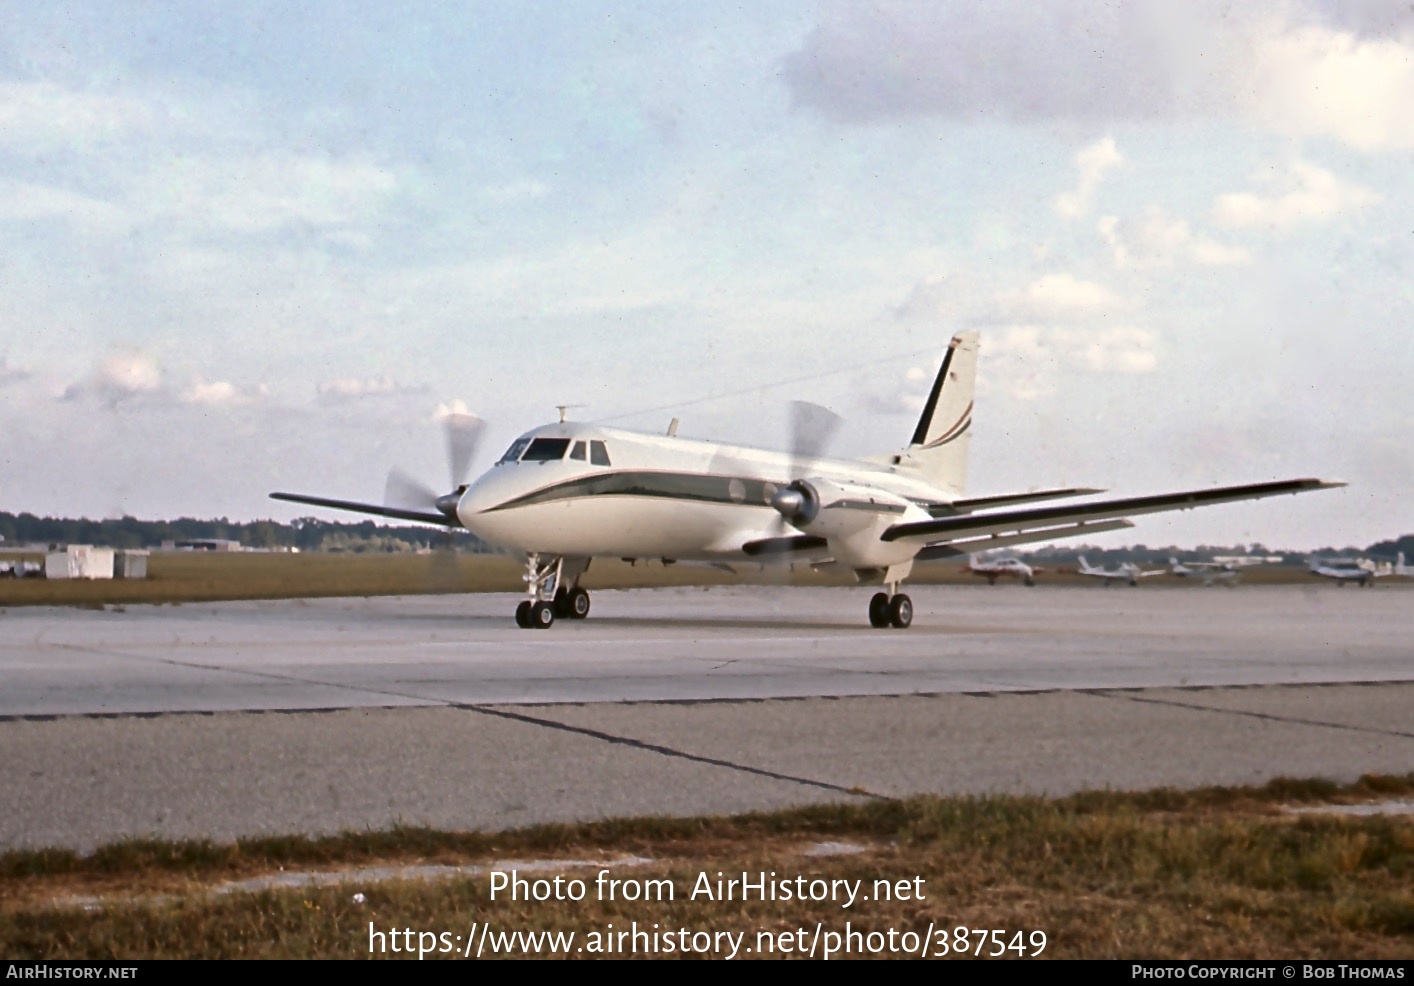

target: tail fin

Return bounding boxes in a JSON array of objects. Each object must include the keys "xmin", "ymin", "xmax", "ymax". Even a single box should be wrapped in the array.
[
  {"xmin": 890, "ymin": 330, "xmax": 978, "ymax": 495},
  {"xmin": 1078, "ymin": 555, "xmax": 1091, "ymax": 571}
]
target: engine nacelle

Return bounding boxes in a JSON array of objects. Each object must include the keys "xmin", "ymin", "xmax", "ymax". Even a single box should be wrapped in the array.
[{"xmin": 770, "ymin": 478, "xmax": 916, "ymax": 539}]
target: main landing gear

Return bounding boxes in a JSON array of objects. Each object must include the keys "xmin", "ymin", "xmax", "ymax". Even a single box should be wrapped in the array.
[
  {"xmin": 867, "ymin": 590, "xmax": 913, "ymax": 629},
  {"xmin": 514, "ymin": 554, "xmax": 591, "ymax": 629}
]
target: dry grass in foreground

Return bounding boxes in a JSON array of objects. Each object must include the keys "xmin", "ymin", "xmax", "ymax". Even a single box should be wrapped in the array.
[{"xmin": 2, "ymin": 775, "xmax": 1411, "ymax": 959}]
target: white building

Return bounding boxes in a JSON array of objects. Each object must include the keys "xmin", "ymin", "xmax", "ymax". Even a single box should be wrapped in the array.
[{"xmin": 45, "ymin": 545, "xmax": 115, "ymax": 580}]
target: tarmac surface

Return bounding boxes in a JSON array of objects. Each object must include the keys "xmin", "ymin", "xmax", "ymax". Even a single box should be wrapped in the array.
[{"xmin": 2, "ymin": 584, "xmax": 1411, "ymax": 851}]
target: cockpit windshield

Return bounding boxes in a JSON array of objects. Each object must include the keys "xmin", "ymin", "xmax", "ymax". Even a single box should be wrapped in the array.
[
  {"xmin": 520, "ymin": 437, "xmax": 572, "ymax": 462},
  {"xmin": 498, "ymin": 435, "xmax": 605, "ymax": 465},
  {"xmin": 497, "ymin": 438, "xmax": 532, "ymax": 464}
]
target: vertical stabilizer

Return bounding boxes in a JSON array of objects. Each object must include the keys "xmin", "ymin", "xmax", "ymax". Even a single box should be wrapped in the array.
[{"xmin": 891, "ymin": 331, "xmax": 978, "ymax": 495}]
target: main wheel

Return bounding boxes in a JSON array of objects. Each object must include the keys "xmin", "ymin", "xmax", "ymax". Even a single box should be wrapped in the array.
[
  {"xmin": 1024, "ymin": 576, "xmax": 1035, "ymax": 587},
  {"xmin": 552, "ymin": 587, "xmax": 572, "ymax": 618},
  {"xmin": 868, "ymin": 591, "xmax": 890, "ymax": 628},
  {"xmin": 568, "ymin": 587, "xmax": 591, "ymax": 619},
  {"xmin": 531, "ymin": 601, "xmax": 555, "ymax": 629},
  {"xmin": 514, "ymin": 600, "xmax": 532, "ymax": 628},
  {"xmin": 888, "ymin": 593, "xmax": 913, "ymax": 629}
]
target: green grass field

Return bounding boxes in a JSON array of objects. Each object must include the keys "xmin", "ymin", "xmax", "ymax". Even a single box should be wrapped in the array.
[{"xmin": 3, "ymin": 775, "xmax": 1411, "ymax": 959}]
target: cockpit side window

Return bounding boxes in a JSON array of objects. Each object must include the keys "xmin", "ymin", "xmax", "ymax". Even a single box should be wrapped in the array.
[
  {"xmin": 590, "ymin": 440, "xmax": 610, "ymax": 466},
  {"xmin": 521, "ymin": 437, "xmax": 572, "ymax": 462},
  {"xmin": 497, "ymin": 438, "xmax": 532, "ymax": 464},
  {"xmin": 570, "ymin": 440, "xmax": 587, "ymax": 461}
]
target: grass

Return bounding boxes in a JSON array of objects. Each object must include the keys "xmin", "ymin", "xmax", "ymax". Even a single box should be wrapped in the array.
[
  {"xmin": 0, "ymin": 550, "xmax": 1361, "ymax": 608},
  {"xmin": 3, "ymin": 774, "xmax": 1411, "ymax": 959}
]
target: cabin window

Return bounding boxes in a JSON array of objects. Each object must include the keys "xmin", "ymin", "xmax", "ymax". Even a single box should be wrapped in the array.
[
  {"xmin": 497, "ymin": 438, "xmax": 531, "ymax": 464},
  {"xmin": 521, "ymin": 437, "xmax": 572, "ymax": 462},
  {"xmin": 570, "ymin": 441, "xmax": 587, "ymax": 461},
  {"xmin": 590, "ymin": 440, "xmax": 611, "ymax": 466}
]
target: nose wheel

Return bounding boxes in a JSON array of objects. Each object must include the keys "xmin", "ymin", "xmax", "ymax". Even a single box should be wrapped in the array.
[
  {"xmin": 868, "ymin": 591, "xmax": 913, "ymax": 629},
  {"xmin": 514, "ymin": 554, "xmax": 592, "ymax": 628}
]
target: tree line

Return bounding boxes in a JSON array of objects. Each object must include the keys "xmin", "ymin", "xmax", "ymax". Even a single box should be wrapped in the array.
[{"xmin": 0, "ymin": 513, "xmax": 491, "ymax": 553}]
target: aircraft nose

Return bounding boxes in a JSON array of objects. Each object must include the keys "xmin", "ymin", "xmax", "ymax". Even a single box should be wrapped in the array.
[{"xmin": 455, "ymin": 474, "xmax": 501, "ymax": 520}]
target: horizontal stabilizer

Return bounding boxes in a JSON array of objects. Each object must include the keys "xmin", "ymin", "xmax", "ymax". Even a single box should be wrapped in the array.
[{"xmin": 270, "ymin": 492, "xmax": 462, "ymax": 528}]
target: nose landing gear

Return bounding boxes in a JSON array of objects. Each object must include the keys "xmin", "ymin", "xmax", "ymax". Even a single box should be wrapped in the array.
[{"xmin": 515, "ymin": 555, "xmax": 591, "ymax": 629}]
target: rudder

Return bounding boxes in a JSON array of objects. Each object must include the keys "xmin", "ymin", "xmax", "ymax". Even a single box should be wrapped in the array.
[{"xmin": 892, "ymin": 331, "xmax": 978, "ymax": 495}]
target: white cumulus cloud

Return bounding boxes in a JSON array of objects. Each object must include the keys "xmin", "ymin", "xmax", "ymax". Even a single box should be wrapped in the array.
[
  {"xmin": 1097, "ymin": 211, "xmax": 1251, "ymax": 268},
  {"xmin": 1249, "ymin": 24, "xmax": 1414, "ymax": 150},
  {"xmin": 181, "ymin": 379, "xmax": 269, "ymax": 406},
  {"xmin": 1001, "ymin": 274, "xmax": 1132, "ymax": 320},
  {"xmin": 1212, "ymin": 161, "xmax": 1378, "ymax": 230},
  {"xmin": 986, "ymin": 325, "xmax": 1159, "ymax": 400},
  {"xmin": 317, "ymin": 376, "xmax": 415, "ymax": 403},
  {"xmin": 1056, "ymin": 138, "xmax": 1124, "ymax": 219}
]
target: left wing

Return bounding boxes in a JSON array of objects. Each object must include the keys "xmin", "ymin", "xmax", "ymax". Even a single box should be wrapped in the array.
[{"xmin": 884, "ymin": 478, "xmax": 1343, "ymax": 548}]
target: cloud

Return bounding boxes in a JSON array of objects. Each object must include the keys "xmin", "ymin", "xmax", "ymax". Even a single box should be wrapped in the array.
[
  {"xmin": 1212, "ymin": 161, "xmax": 1377, "ymax": 230},
  {"xmin": 986, "ymin": 325, "xmax": 1159, "ymax": 400},
  {"xmin": 1248, "ymin": 24, "xmax": 1414, "ymax": 149},
  {"xmin": 317, "ymin": 376, "xmax": 424, "ymax": 403},
  {"xmin": 0, "ymin": 81, "xmax": 158, "ymax": 151},
  {"xmin": 60, "ymin": 353, "xmax": 271, "ymax": 409},
  {"xmin": 1000, "ymin": 274, "xmax": 1131, "ymax": 320},
  {"xmin": 1056, "ymin": 138, "xmax": 1124, "ymax": 219},
  {"xmin": 781, "ymin": 3, "xmax": 1414, "ymax": 151},
  {"xmin": 0, "ymin": 178, "xmax": 124, "ymax": 228},
  {"xmin": 477, "ymin": 179, "xmax": 552, "ymax": 205},
  {"xmin": 0, "ymin": 356, "xmax": 31, "ymax": 386},
  {"xmin": 781, "ymin": 3, "xmax": 1221, "ymax": 124},
  {"xmin": 181, "ymin": 379, "xmax": 269, "ymax": 406},
  {"xmin": 60, "ymin": 352, "xmax": 162, "ymax": 406},
  {"xmin": 1097, "ymin": 211, "xmax": 1251, "ymax": 268},
  {"xmin": 892, "ymin": 275, "xmax": 951, "ymax": 320},
  {"xmin": 148, "ymin": 153, "xmax": 399, "ymax": 235}
]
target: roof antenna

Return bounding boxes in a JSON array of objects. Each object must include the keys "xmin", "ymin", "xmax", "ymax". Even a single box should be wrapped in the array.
[
  {"xmin": 556, "ymin": 403, "xmax": 587, "ymax": 423},
  {"xmin": 667, "ymin": 417, "xmax": 679, "ymax": 437}
]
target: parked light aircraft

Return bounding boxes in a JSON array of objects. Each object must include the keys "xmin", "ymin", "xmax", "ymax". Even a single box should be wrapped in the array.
[
  {"xmin": 271, "ymin": 331, "xmax": 1343, "ymax": 629},
  {"xmin": 1169, "ymin": 556, "xmax": 1247, "ymax": 586},
  {"xmin": 967, "ymin": 554, "xmax": 1038, "ymax": 586},
  {"xmin": 1076, "ymin": 555, "xmax": 1165, "ymax": 587},
  {"xmin": 1307, "ymin": 552, "xmax": 1406, "ymax": 587}
]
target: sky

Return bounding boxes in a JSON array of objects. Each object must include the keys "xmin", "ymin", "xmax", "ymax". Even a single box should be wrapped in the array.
[{"xmin": 0, "ymin": 1, "xmax": 1409, "ymax": 550}]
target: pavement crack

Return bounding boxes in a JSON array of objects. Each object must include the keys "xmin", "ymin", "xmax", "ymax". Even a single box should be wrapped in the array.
[
  {"xmin": 1085, "ymin": 690, "xmax": 1414, "ymax": 741},
  {"xmin": 465, "ymin": 705, "xmax": 892, "ymax": 802}
]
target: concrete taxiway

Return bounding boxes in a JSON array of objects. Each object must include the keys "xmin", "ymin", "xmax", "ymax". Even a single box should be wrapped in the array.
[{"xmin": 1, "ymin": 585, "xmax": 1411, "ymax": 850}]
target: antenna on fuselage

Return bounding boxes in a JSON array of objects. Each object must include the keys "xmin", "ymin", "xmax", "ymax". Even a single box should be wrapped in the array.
[
  {"xmin": 555, "ymin": 403, "xmax": 587, "ymax": 423},
  {"xmin": 667, "ymin": 417, "xmax": 680, "ymax": 437}
]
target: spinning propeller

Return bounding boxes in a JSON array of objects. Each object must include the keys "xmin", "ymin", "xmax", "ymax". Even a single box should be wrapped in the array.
[
  {"xmin": 382, "ymin": 413, "xmax": 487, "ymax": 589},
  {"xmin": 766, "ymin": 400, "xmax": 842, "ymax": 533},
  {"xmin": 383, "ymin": 413, "xmax": 486, "ymax": 522}
]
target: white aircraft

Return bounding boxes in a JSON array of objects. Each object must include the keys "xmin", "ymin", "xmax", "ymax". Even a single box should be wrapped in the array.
[
  {"xmin": 1307, "ymin": 553, "xmax": 1405, "ymax": 587},
  {"xmin": 967, "ymin": 554, "xmax": 1038, "ymax": 586},
  {"xmin": 1076, "ymin": 555, "xmax": 1165, "ymax": 587},
  {"xmin": 272, "ymin": 331, "xmax": 1343, "ymax": 629},
  {"xmin": 1168, "ymin": 556, "xmax": 1247, "ymax": 586}
]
